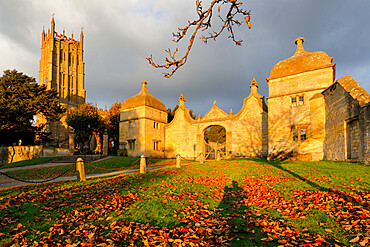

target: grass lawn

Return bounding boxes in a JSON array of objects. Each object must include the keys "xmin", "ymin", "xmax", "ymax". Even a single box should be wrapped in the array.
[
  {"xmin": 0, "ymin": 156, "xmax": 61, "ymax": 170},
  {"xmin": 1, "ymin": 156, "xmax": 175, "ymax": 181},
  {"xmin": 0, "ymin": 158, "xmax": 369, "ymax": 246}
]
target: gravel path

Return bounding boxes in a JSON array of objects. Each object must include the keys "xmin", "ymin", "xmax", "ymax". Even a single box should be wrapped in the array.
[
  {"xmin": 0, "ymin": 165, "xmax": 168, "ymax": 190},
  {"xmin": 0, "ymin": 156, "xmax": 111, "ymax": 172}
]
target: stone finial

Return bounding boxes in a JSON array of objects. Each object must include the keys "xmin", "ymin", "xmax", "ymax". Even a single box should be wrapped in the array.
[
  {"xmin": 197, "ymin": 114, "xmax": 201, "ymax": 120},
  {"xmin": 141, "ymin": 80, "xmax": 148, "ymax": 90},
  {"xmin": 230, "ymin": 109, "xmax": 233, "ymax": 115},
  {"xmin": 213, "ymin": 100, "xmax": 217, "ymax": 106},
  {"xmin": 294, "ymin": 37, "xmax": 305, "ymax": 54},
  {"xmin": 179, "ymin": 93, "xmax": 185, "ymax": 102},
  {"xmin": 250, "ymin": 78, "xmax": 258, "ymax": 88}
]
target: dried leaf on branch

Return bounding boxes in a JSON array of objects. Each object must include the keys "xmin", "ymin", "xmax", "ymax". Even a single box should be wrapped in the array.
[{"xmin": 147, "ymin": 0, "xmax": 251, "ymax": 78}]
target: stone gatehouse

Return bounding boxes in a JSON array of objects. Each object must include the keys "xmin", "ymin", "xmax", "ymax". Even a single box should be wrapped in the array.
[
  {"xmin": 118, "ymin": 79, "xmax": 268, "ymax": 159},
  {"xmin": 118, "ymin": 37, "xmax": 370, "ymax": 164}
]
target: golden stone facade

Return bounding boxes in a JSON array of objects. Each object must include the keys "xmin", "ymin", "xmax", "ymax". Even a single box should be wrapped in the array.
[
  {"xmin": 118, "ymin": 37, "xmax": 370, "ymax": 163},
  {"xmin": 266, "ymin": 37, "xmax": 336, "ymax": 160},
  {"xmin": 119, "ymin": 79, "xmax": 268, "ymax": 159},
  {"xmin": 37, "ymin": 18, "xmax": 85, "ymax": 147}
]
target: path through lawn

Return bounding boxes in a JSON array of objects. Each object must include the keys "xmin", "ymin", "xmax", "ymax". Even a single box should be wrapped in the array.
[{"xmin": 0, "ymin": 159, "xmax": 369, "ymax": 246}]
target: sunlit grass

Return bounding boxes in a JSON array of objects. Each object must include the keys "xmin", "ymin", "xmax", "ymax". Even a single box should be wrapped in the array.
[
  {"xmin": 0, "ymin": 159, "xmax": 369, "ymax": 246},
  {"xmin": 0, "ymin": 156, "xmax": 61, "ymax": 169}
]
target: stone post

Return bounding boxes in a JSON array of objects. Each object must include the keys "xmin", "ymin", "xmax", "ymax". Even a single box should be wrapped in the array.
[
  {"xmin": 216, "ymin": 150, "xmax": 221, "ymax": 161},
  {"xmin": 176, "ymin": 154, "xmax": 181, "ymax": 168},
  {"xmin": 76, "ymin": 158, "xmax": 86, "ymax": 181},
  {"xmin": 200, "ymin": 153, "xmax": 204, "ymax": 164},
  {"xmin": 69, "ymin": 130, "xmax": 75, "ymax": 152},
  {"xmin": 103, "ymin": 129, "xmax": 108, "ymax": 156},
  {"xmin": 140, "ymin": 155, "xmax": 146, "ymax": 174}
]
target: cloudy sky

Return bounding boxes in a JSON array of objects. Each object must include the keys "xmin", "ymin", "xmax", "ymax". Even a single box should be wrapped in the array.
[{"xmin": 1, "ymin": 0, "xmax": 370, "ymax": 115}]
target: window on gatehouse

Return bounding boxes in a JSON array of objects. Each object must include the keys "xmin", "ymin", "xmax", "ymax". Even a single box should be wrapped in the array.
[
  {"xmin": 153, "ymin": 141, "xmax": 159, "ymax": 151},
  {"xmin": 291, "ymin": 97, "xmax": 297, "ymax": 106},
  {"xmin": 292, "ymin": 129, "xmax": 299, "ymax": 141},
  {"xmin": 153, "ymin": 122, "xmax": 159, "ymax": 129},
  {"xmin": 292, "ymin": 127, "xmax": 307, "ymax": 141},
  {"xmin": 129, "ymin": 121, "xmax": 135, "ymax": 128},
  {"xmin": 300, "ymin": 128, "xmax": 306, "ymax": 141},
  {"xmin": 291, "ymin": 95, "xmax": 304, "ymax": 107},
  {"xmin": 128, "ymin": 140, "xmax": 136, "ymax": 150}
]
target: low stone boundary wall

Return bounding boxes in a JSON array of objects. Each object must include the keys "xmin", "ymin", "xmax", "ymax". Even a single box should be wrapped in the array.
[{"xmin": 0, "ymin": 146, "xmax": 73, "ymax": 164}]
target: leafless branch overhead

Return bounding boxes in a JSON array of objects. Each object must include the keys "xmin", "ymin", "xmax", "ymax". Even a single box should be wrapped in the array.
[{"xmin": 147, "ymin": 0, "xmax": 251, "ymax": 78}]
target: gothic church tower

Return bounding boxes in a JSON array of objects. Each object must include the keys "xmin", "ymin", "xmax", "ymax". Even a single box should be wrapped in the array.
[{"xmin": 37, "ymin": 17, "xmax": 85, "ymax": 147}]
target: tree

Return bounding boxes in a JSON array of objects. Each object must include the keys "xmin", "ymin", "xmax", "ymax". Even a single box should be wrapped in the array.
[
  {"xmin": 65, "ymin": 103, "xmax": 102, "ymax": 153},
  {"xmin": 93, "ymin": 101, "xmax": 123, "ymax": 154},
  {"xmin": 0, "ymin": 69, "xmax": 65, "ymax": 146},
  {"xmin": 204, "ymin": 125, "xmax": 226, "ymax": 143},
  {"xmin": 106, "ymin": 100, "xmax": 123, "ymax": 153},
  {"xmin": 147, "ymin": 0, "xmax": 251, "ymax": 78}
]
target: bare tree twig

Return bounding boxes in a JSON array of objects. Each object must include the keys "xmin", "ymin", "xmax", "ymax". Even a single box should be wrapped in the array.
[{"xmin": 147, "ymin": 0, "xmax": 251, "ymax": 78}]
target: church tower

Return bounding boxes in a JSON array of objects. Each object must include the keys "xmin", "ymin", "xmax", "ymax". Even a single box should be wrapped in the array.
[{"xmin": 37, "ymin": 17, "xmax": 85, "ymax": 147}]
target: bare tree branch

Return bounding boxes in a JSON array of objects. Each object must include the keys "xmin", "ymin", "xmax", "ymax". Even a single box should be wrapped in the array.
[{"xmin": 147, "ymin": 0, "xmax": 251, "ymax": 78}]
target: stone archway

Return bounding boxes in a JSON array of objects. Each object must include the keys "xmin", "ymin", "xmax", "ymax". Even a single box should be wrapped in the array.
[{"xmin": 203, "ymin": 125, "xmax": 227, "ymax": 160}]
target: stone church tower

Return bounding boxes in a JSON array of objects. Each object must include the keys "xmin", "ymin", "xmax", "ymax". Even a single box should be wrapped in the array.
[{"xmin": 37, "ymin": 18, "xmax": 85, "ymax": 147}]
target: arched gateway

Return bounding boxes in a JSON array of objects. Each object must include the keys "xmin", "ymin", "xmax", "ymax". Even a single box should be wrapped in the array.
[{"xmin": 119, "ymin": 79, "xmax": 268, "ymax": 160}]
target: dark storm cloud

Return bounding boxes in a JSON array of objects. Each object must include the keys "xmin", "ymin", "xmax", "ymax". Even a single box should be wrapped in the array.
[{"xmin": 0, "ymin": 0, "xmax": 369, "ymax": 115}]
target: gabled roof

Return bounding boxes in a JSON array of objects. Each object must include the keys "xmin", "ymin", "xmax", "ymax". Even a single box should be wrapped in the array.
[
  {"xmin": 201, "ymin": 101, "xmax": 228, "ymax": 121},
  {"xmin": 336, "ymin": 76, "xmax": 370, "ymax": 107}
]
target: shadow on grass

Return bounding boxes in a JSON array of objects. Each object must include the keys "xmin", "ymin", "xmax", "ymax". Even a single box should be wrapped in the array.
[
  {"xmin": 246, "ymin": 158, "xmax": 370, "ymax": 209},
  {"xmin": 217, "ymin": 180, "xmax": 278, "ymax": 247}
]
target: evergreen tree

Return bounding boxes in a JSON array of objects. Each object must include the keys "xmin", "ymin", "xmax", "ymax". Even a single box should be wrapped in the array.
[{"xmin": 0, "ymin": 69, "xmax": 65, "ymax": 145}]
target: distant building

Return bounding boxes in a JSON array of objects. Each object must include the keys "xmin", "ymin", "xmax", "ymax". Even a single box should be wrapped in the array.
[{"xmin": 37, "ymin": 18, "xmax": 85, "ymax": 147}]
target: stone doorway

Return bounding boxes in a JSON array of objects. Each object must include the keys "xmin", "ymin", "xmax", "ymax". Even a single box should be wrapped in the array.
[{"xmin": 203, "ymin": 125, "xmax": 226, "ymax": 160}]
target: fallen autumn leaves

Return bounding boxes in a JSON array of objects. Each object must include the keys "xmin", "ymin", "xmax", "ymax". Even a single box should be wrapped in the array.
[{"xmin": 0, "ymin": 159, "xmax": 369, "ymax": 246}]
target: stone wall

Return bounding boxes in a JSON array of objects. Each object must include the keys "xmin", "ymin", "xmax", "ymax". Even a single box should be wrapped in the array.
[
  {"xmin": 0, "ymin": 146, "xmax": 72, "ymax": 164},
  {"xmin": 0, "ymin": 146, "xmax": 43, "ymax": 164},
  {"xmin": 267, "ymin": 67, "xmax": 334, "ymax": 160},
  {"xmin": 119, "ymin": 105, "xmax": 167, "ymax": 158},
  {"xmin": 322, "ymin": 83, "xmax": 348, "ymax": 160},
  {"xmin": 360, "ymin": 104, "xmax": 370, "ymax": 164},
  {"xmin": 164, "ymin": 82, "xmax": 268, "ymax": 159},
  {"xmin": 323, "ymin": 81, "xmax": 369, "ymax": 164}
]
